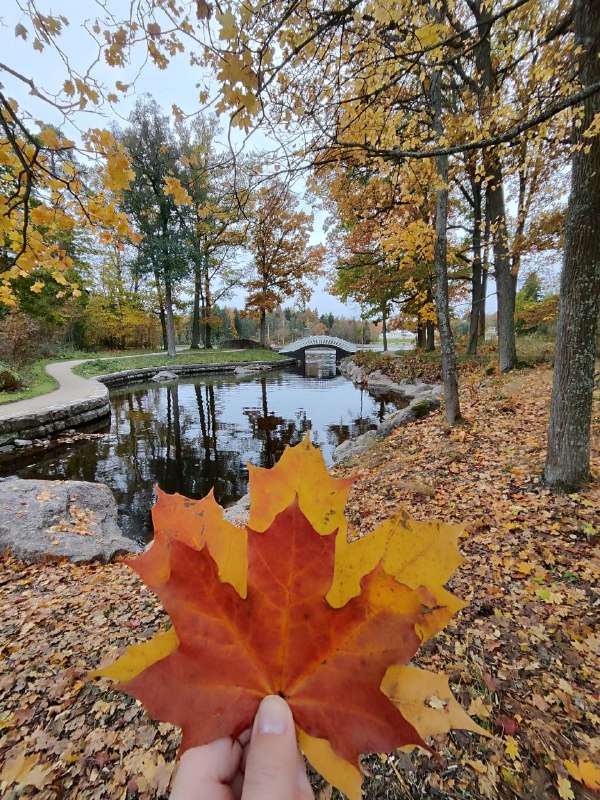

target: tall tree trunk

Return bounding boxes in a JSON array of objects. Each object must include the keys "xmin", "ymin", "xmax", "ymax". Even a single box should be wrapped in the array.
[
  {"xmin": 203, "ymin": 261, "xmax": 213, "ymax": 349},
  {"xmin": 154, "ymin": 271, "xmax": 167, "ymax": 350},
  {"xmin": 190, "ymin": 267, "xmax": 202, "ymax": 349},
  {"xmin": 431, "ymin": 56, "xmax": 461, "ymax": 425},
  {"xmin": 468, "ymin": 174, "xmax": 484, "ymax": 354},
  {"xmin": 479, "ymin": 206, "xmax": 491, "ymax": 340},
  {"xmin": 416, "ymin": 323, "xmax": 425, "ymax": 349},
  {"xmin": 486, "ymin": 159, "xmax": 517, "ymax": 371},
  {"xmin": 164, "ymin": 276, "xmax": 177, "ymax": 357},
  {"xmin": 473, "ymin": 0, "xmax": 517, "ymax": 370},
  {"xmin": 545, "ymin": 0, "xmax": 600, "ymax": 491},
  {"xmin": 259, "ymin": 308, "xmax": 267, "ymax": 347},
  {"xmin": 382, "ymin": 305, "xmax": 388, "ymax": 352}
]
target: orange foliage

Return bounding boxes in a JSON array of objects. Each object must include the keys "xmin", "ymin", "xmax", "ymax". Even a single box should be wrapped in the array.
[{"xmin": 91, "ymin": 436, "xmax": 483, "ymax": 798}]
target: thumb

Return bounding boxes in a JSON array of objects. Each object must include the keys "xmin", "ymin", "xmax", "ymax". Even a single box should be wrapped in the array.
[{"xmin": 242, "ymin": 695, "xmax": 314, "ymax": 800}]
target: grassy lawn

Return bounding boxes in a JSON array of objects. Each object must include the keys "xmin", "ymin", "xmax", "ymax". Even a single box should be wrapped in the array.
[
  {"xmin": 0, "ymin": 358, "xmax": 60, "ymax": 406},
  {"xmin": 73, "ymin": 348, "xmax": 286, "ymax": 378}
]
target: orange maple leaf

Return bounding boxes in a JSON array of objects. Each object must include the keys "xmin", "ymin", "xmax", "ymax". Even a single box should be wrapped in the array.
[{"xmin": 91, "ymin": 436, "xmax": 482, "ymax": 798}]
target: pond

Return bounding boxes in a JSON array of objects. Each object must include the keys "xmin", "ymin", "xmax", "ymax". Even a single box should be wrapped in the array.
[{"xmin": 3, "ymin": 351, "xmax": 401, "ymax": 544}]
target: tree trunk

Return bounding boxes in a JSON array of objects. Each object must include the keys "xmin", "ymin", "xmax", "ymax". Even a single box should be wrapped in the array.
[
  {"xmin": 416, "ymin": 323, "xmax": 425, "ymax": 349},
  {"xmin": 259, "ymin": 308, "xmax": 267, "ymax": 347},
  {"xmin": 473, "ymin": 0, "xmax": 517, "ymax": 370},
  {"xmin": 164, "ymin": 277, "xmax": 177, "ymax": 356},
  {"xmin": 382, "ymin": 305, "xmax": 388, "ymax": 351},
  {"xmin": 425, "ymin": 320, "xmax": 435, "ymax": 352},
  {"xmin": 203, "ymin": 263, "xmax": 213, "ymax": 349},
  {"xmin": 486, "ymin": 155, "xmax": 517, "ymax": 371},
  {"xmin": 154, "ymin": 271, "xmax": 167, "ymax": 350},
  {"xmin": 467, "ymin": 175, "xmax": 483, "ymax": 355},
  {"xmin": 545, "ymin": 0, "xmax": 600, "ymax": 491},
  {"xmin": 479, "ymin": 268, "xmax": 488, "ymax": 339},
  {"xmin": 431, "ymin": 57, "xmax": 461, "ymax": 425},
  {"xmin": 190, "ymin": 268, "xmax": 202, "ymax": 349}
]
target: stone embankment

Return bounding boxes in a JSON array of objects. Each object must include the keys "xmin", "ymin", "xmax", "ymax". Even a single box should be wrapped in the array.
[
  {"xmin": 95, "ymin": 359, "xmax": 292, "ymax": 389},
  {"xmin": 333, "ymin": 357, "xmax": 443, "ymax": 463}
]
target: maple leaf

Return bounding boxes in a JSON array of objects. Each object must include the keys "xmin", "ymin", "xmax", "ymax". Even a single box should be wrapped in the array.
[{"xmin": 91, "ymin": 436, "xmax": 481, "ymax": 798}]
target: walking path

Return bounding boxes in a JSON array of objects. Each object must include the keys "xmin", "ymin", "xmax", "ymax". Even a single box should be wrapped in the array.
[
  {"xmin": 0, "ymin": 360, "xmax": 102, "ymax": 421},
  {"xmin": 0, "ymin": 349, "xmax": 187, "ymax": 420}
]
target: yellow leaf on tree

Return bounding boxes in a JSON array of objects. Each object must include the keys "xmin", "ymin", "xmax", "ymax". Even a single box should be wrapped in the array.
[
  {"xmin": 39, "ymin": 127, "xmax": 61, "ymax": 149},
  {"xmin": 163, "ymin": 175, "xmax": 192, "ymax": 205},
  {"xmin": 217, "ymin": 8, "xmax": 238, "ymax": 40}
]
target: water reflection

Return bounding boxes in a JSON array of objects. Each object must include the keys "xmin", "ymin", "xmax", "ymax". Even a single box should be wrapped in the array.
[
  {"xmin": 2, "ymin": 363, "xmax": 403, "ymax": 543},
  {"xmin": 304, "ymin": 348, "xmax": 336, "ymax": 379}
]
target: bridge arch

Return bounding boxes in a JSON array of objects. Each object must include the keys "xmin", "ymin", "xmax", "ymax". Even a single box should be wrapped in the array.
[{"xmin": 278, "ymin": 335, "xmax": 357, "ymax": 362}]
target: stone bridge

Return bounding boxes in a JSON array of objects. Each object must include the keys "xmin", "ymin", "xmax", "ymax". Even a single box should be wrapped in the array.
[{"xmin": 278, "ymin": 335, "xmax": 358, "ymax": 362}]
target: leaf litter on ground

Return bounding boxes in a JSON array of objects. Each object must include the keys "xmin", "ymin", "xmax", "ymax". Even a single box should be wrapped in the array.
[{"xmin": 0, "ymin": 363, "xmax": 598, "ymax": 799}]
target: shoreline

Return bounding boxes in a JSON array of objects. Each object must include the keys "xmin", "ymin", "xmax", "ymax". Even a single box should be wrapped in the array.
[{"xmin": 0, "ymin": 357, "xmax": 293, "ymax": 456}]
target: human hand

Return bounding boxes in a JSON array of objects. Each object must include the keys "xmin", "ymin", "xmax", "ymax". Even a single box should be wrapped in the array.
[{"xmin": 170, "ymin": 695, "xmax": 315, "ymax": 800}]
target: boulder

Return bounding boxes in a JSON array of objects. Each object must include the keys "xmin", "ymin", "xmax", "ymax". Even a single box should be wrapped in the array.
[
  {"xmin": 0, "ymin": 478, "xmax": 137, "ymax": 564},
  {"xmin": 332, "ymin": 430, "xmax": 376, "ymax": 463},
  {"xmin": 375, "ymin": 394, "xmax": 441, "ymax": 438},
  {"xmin": 338, "ymin": 358, "xmax": 366, "ymax": 386},
  {"xmin": 409, "ymin": 395, "xmax": 441, "ymax": 417},
  {"xmin": 233, "ymin": 364, "xmax": 270, "ymax": 376},
  {"xmin": 366, "ymin": 371, "xmax": 400, "ymax": 395},
  {"xmin": 376, "ymin": 407, "xmax": 416, "ymax": 438},
  {"xmin": 151, "ymin": 370, "xmax": 178, "ymax": 382}
]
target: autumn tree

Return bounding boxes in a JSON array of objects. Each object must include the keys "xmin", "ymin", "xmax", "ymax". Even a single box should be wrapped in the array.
[
  {"xmin": 545, "ymin": 0, "xmax": 600, "ymax": 490},
  {"xmin": 173, "ymin": 117, "xmax": 249, "ymax": 349},
  {"xmin": 245, "ymin": 179, "xmax": 324, "ymax": 346},
  {"xmin": 119, "ymin": 98, "xmax": 189, "ymax": 356}
]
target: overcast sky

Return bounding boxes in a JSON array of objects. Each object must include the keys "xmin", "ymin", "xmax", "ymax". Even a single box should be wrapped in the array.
[
  {"xmin": 2, "ymin": 2, "xmax": 539, "ymax": 319},
  {"xmin": 2, "ymin": 2, "xmax": 366, "ymax": 316}
]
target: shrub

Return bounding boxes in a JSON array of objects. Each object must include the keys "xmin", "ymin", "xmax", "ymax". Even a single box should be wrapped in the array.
[
  {"xmin": 0, "ymin": 367, "xmax": 24, "ymax": 392},
  {"xmin": 352, "ymin": 351, "xmax": 397, "ymax": 374},
  {"xmin": 0, "ymin": 312, "xmax": 42, "ymax": 366}
]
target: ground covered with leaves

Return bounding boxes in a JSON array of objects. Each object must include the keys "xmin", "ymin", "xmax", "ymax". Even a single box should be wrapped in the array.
[{"xmin": 0, "ymin": 363, "xmax": 598, "ymax": 799}]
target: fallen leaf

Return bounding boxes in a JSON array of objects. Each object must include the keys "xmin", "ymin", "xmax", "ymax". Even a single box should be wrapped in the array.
[{"xmin": 564, "ymin": 758, "xmax": 600, "ymax": 790}]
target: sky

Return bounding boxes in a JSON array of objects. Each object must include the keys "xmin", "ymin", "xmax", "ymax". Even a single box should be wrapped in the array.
[
  {"xmin": 2, "ymin": 1, "xmax": 548, "ymax": 321},
  {"xmin": 1, "ymin": 1, "xmax": 364, "ymax": 316}
]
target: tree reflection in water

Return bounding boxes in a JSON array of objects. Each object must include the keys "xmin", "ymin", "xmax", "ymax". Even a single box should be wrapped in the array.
[{"xmin": 1, "ymin": 360, "xmax": 403, "ymax": 544}]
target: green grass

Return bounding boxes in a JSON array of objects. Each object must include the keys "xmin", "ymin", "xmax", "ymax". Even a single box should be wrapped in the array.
[
  {"xmin": 0, "ymin": 359, "xmax": 60, "ymax": 406},
  {"xmin": 73, "ymin": 348, "xmax": 286, "ymax": 379}
]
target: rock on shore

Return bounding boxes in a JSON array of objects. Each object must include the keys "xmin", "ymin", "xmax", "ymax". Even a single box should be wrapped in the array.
[
  {"xmin": 0, "ymin": 478, "xmax": 137, "ymax": 564},
  {"xmin": 333, "ymin": 357, "xmax": 443, "ymax": 463}
]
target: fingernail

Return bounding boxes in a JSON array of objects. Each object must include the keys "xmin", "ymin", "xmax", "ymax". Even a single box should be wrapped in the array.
[{"xmin": 256, "ymin": 695, "xmax": 289, "ymax": 735}]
